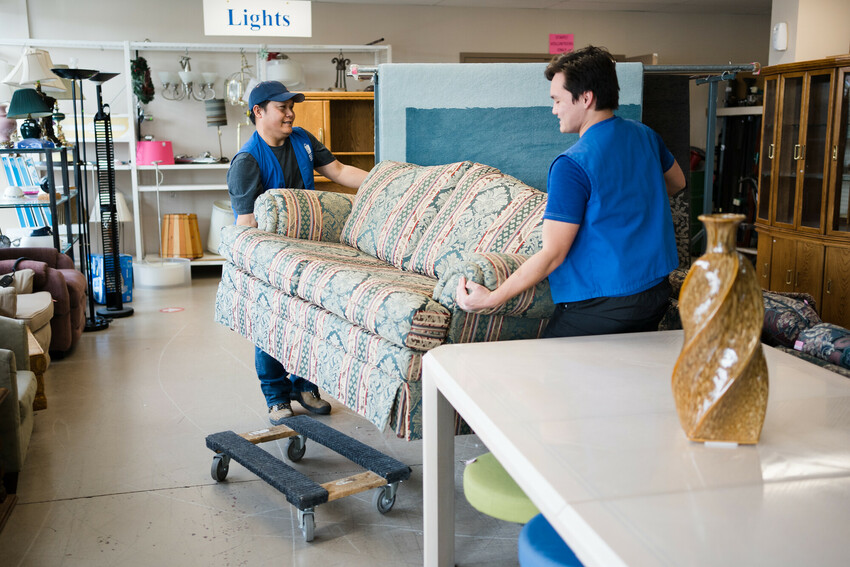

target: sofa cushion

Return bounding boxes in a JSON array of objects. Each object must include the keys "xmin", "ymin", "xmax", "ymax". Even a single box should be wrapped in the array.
[
  {"xmin": 294, "ymin": 254, "xmax": 450, "ymax": 351},
  {"xmin": 762, "ymin": 291, "xmax": 821, "ymax": 347},
  {"xmin": 255, "ymin": 189, "xmax": 355, "ymax": 242},
  {"xmin": 796, "ymin": 323, "xmax": 850, "ymax": 369},
  {"xmin": 16, "ymin": 291, "xmax": 55, "ymax": 332},
  {"xmin": 407, "ymin": 164, "xmax": 546, "ymax": 277},
  {"xmin": 340, "ymin": 160, "xmax": 472, "ymax": 269},
  {"xmin": 219, "ymin": 226, "xmax": 383, "ymax": 295}
]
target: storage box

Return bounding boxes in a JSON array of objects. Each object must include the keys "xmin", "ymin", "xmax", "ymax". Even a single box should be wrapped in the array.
[{"xmin": 91, "ymin": 254, "xmax": 133, "ymax": 304}]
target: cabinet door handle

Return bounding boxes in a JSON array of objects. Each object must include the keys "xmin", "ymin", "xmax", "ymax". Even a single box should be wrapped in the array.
[
  {"xmin": 317, "ymin": 128, "xmax": 324, "ymax": 144},
  {"xmin": 768, "ymin": 144, "xmax": 775, "ymax": 159},
  {"xmin": 785, "ymin": 269, "xmax": 793, "ymax": 285},
  {"xmin": 827, "ymin": 280, "xmax": 832, "ymax": 294},
  {"xmin": 793, "ymin": 144, "xmax": 802, "ymax": 160},
  {"xmin": 763, "ymin": 262, "xmax": 769, "ymax": 279},
  {"xmin": 834, "ymin": 145, "xmax": 839, "ymax": 161}
]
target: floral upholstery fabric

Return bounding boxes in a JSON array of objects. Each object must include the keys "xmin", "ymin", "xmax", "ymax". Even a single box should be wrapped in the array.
[
  {"xmin": 254, "ymin": 189, "xmax": 354, "ymax": 243},
  {"xmin": 219, "ymin": 225, "xmax": 383, "ymax": 295},
  {"xmin": 796, "ymin": 323, "xmax": 850, "ymax": 369},
  {"xmin": 762, "ymin": 291, "xmax": 822, "ymax": 348},
  {"xmin": 340, "ymin": 160, "xmax": 473, "ymax": 269},
  {"xmin": 775, "ymin": 346, "xmax": 850, "ymax": 378},
  {"xmin": 434, "ymin": 252, "xmax": 554, "ymax": 319},
  {"xmin": 219, "ymin": 225, "xmax": 450, "ymax": 351},
  {"xmin": 216, "ymin": 264, "xmax": 426, "ymax": 438},
  {"xmin": 294, "ymin": 255, "xmax": 450, "ymax": 351},
  {"xmin": 407, "ymin": 164, "xmax": 546, "ymax": 277}
]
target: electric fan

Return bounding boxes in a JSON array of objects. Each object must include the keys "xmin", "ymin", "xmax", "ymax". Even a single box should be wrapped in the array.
[{"xmin": 91, "ymin": 71, "xmax": 133, "ymax": 318}]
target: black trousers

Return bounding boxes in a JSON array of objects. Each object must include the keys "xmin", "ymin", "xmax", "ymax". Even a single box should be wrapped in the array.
[{"xmin": 542, "ymin": 279, "xmax": 672, "ymax": 339}]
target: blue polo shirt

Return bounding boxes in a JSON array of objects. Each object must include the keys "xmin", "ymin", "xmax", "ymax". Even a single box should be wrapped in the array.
[{"xmin": 543, "ymin": 116, "xmax": 678, "ymax": 303}]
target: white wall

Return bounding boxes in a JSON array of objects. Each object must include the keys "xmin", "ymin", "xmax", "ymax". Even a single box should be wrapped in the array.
[
  {"xmin": 1, "ymin": 0, "xmax": 772, "ymax": 257},
  {"xmin": 769, "ymin": 0, "xmax": 850, "ymax": 65}
]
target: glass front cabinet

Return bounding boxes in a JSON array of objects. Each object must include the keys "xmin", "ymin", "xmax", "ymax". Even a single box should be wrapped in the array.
[{"xmin": 756, "ymin": 55, "xmax": 850, "ymax": 328}]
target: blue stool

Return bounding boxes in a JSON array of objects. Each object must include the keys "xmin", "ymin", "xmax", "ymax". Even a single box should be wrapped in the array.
[{"xmin": 518, "ymin": 513, "xmax": 583, "ymax": 567}]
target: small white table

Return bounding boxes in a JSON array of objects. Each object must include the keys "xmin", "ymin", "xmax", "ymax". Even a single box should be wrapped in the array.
[{"xmin": 422, "ymin": 330, "xmax": 850, "ymax": 566}]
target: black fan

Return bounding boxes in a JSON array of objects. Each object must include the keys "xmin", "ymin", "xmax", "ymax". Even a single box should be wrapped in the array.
[{"xmin": 91, "ymin": 72, "xmax": 133, "ymax": 318}]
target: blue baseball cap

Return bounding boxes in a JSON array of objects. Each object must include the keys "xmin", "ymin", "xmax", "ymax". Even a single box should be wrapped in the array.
[{"xmin": 247, "ymin": 81, "xmax": 305, "ymax": 109}]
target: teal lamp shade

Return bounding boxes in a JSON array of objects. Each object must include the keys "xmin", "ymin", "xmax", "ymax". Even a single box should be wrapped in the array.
[{"xmin": 6, "ymin": 87, "xmax": 52, "ymax": 139}]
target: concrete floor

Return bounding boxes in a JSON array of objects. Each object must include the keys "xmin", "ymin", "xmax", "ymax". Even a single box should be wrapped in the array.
[{"xmin": 0, "ymin": 268, "xmax": 521, "ymax": 566}]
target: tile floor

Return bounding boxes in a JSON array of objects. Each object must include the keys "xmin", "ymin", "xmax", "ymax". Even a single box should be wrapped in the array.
[{"xmin": 0, "ymin": 269, "xmax": 521, "ymax": 566}]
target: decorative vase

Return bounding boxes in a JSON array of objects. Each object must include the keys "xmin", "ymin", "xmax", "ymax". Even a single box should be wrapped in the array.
[{"xmin": 672, "ymin": 214, "xmax": 769, "ymax": 444}]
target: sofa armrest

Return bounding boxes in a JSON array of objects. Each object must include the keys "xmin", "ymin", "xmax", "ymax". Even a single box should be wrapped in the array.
[
  {"xmin": 433, "ymin": 252, "xmax": 555, "ymax": 318},
  {"xmin": 254, "ymin": 188, "xmax": 355, "ymax": 243},
  {"xmin": 0, "ymin": 316, "xmax": 29, "ymax": 372}
]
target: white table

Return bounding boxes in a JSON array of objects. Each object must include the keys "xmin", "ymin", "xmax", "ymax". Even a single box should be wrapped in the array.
[{"xmin": 422, "ymin": 330, "xmax": 850, "ymax": 566}]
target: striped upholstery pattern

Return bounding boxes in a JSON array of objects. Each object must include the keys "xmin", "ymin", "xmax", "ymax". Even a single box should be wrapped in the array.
[
  {"xmin": 219, "ymin": 225, "xmax": 384, "ymax": 295},
  {"xmin": 340, "ymin": 160, "xmax": 473, "ymax": 269},
  {"xmin": 255, "ymin": 189, "xmax": 355, "ymax": 242},
  {"xmin": 407, "ymin": 164, "xmax": 546, "ymax": 277},
  {"xmin": 434, "ymin": 252, "xmax": 555, "ymax": 319},
  {"xmin": 219, "ymin": 224, "xmax": 450, "ymax": 351},
  {"xmin": 216, "ymin": 263, "xmax": 424, "ymax": 438},
  {"xmin": 295, "ymin": 255, "xmax": 450, "ymax": 351}
]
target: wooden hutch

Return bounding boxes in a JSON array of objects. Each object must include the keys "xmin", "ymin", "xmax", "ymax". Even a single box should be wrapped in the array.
[{"xmin": 755, "ymin": 54, "xmax": 850, "ymax": 327}]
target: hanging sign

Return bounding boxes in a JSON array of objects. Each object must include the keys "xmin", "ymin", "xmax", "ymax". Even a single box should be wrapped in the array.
[
  {"xmin": 203, "ymin": 0, "xmax": 312, "ymax": 37},
  {"xmin": 549, "ymin": 34, "xmax": 575, "ymax": 55}
]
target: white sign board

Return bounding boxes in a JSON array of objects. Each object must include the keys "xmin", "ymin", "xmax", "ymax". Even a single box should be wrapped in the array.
[{"xmin": 203, "ymin": 0, "xmax": 312, "ymax": 37}]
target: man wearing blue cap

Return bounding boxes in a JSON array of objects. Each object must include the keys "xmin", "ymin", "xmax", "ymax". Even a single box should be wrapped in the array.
[{"xmin": 228, "ymin": 81, "xmax": 369, "ymax": 424}]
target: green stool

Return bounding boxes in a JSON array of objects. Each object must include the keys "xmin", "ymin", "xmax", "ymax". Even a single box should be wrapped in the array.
[{"xmin": 463, "ymin": 452, "xmax": 539, "ymax": 524}]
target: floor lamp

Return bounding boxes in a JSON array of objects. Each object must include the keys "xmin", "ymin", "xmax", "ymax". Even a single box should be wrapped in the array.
[{"xmin": 51, "ymin": 67, "xmax": 109, "ymax": 332}]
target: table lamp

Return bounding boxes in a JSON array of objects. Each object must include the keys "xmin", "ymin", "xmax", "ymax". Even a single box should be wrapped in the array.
[
  {"xmin": 204, "ymin": 98, "xmax": 228, "ymax": 162},
  {"xmin": 3, "ymin": 48, "xmax": 66, "ymax": 145},
  {"xmin": 6, "ymin": 87, "xmax": 54, "ymax": 148}
]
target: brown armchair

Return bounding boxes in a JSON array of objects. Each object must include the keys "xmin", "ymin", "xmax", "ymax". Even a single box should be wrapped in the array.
[{"xmin": 0, "ymin": 248, "xmax": 86, "ymax": 355}]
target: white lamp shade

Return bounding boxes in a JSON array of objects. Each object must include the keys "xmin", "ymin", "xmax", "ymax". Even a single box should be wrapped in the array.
[
  {"xmin": 89, "ymin": 191, "xmax": 132, "ymax": 223},
  {"xmin": 3, "ymin": 49, "xmax": 66, "ymax": 93},
  {"xmin": 0, "ymin": 60, "xmax": 13, "ymax": 104},
  {"xmin": 267, "ymin": 56, "xmax": 303, "ymax": 88}
]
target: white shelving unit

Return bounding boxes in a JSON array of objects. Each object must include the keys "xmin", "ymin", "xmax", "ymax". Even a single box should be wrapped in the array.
[{"xmin": 0, "ymin": 38, "xmax": 391, "ymax": 266}]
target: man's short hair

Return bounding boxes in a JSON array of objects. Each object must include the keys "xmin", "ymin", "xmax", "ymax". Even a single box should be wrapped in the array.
[
  {"xmin": 248, "ymin": 101, "xmax": 269, "ymax": 125},
  {"xmin": 544, "ymin": 46, "xmax": 619, "ymax": 111}
]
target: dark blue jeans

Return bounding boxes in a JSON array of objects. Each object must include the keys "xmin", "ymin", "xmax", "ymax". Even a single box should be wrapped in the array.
[{"xmin": 254, "ymin": 347, "xmax": 318, "ymax": 407}]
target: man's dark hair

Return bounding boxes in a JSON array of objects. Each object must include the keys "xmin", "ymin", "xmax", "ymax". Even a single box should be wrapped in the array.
[
  {"xmin": 544, "ymin": 46, "xmax": 619, "ymax": 111},
  {"xmin": 248, "ymin": 100, "xmax": 270, "ymax": 125}
]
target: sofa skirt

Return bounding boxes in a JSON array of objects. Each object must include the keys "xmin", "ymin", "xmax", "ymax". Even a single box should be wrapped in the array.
[{"xmin": 216, "ymin": 264, "xmax": 429, "ymax": 439}]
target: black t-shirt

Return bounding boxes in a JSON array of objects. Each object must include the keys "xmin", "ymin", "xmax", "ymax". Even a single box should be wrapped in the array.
[{"xmin": 227, "ymin": 130, "xmax": 335, "ymax": 216}]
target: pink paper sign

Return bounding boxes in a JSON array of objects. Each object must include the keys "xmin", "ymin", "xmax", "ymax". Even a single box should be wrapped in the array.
[{"xmin": 549, "ymin": 34, "xmax": 575, "ymax": 55}]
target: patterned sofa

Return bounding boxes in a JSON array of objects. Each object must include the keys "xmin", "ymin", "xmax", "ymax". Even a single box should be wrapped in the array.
[{"xmin": 215, "ymin": 161, "xmax": 556, "ymax": 440}]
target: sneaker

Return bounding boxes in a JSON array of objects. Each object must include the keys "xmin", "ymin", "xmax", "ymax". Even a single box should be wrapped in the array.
[
  {"xmin": 268, "ymin": 402, "xmax": 294, "ymax": 425},
  {"xmin": 292, "ymin": 390, "xmax": 331, "ymax": 415}
]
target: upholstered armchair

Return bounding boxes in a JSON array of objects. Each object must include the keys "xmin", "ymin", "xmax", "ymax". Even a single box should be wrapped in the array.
[
  {"xmin": 0, "ymin": 315, "xmax": 36, "ymax": 495},
  {"xmin": 0, "ymin": 248, "xmax": 86, "ymax": 355}
]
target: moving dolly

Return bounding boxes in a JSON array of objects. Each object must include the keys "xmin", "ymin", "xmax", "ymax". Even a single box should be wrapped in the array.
[{"xmin": 205, "ymin": 415, "xmax": 411, "ymax": 541}]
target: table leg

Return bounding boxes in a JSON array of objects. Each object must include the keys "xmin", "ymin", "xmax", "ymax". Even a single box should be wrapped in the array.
[
  {"xmin": 26, "ymin": 327, "xmax": 47, "ymax": 411},
  {"xmin": 423, "ymin": 359, "xmax": 456, "ymax": 567}
]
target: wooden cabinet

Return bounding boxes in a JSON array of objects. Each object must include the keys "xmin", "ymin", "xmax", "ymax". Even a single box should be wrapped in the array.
[
  {"xmin": 756, "ymin": 55, "xmax": 850, "ymax": 327},
  {"xmin": 821, "ymin": 245, "xmax": 850, "ymax": 325},
  {"xmin": 299, "ymin": 91, "xmax": 374, "ymax": 194}
]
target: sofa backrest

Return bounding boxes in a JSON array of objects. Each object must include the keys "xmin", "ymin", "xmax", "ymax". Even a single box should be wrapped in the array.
[
  {"xmin": 340, "ymin": 160, "xmax": 473, "ymax": 269},
  {"xmin": 406, "ymin": 163, "xmax": 546, "ymax": 278}
]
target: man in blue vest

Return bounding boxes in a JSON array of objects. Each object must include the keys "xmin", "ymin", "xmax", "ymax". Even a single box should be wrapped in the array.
[
  {"xmin": 457, "ymin": 46, "xmax": 686, "ymax": 338},
  {"xmin": 228, "ymin": 81, "xmax": 369, "ymax": 424}
]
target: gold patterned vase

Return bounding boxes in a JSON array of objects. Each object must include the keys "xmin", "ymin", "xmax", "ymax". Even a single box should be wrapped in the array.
[{"xmin": 672, "ymin": 214, "xmax": 768, "ymax": 444}]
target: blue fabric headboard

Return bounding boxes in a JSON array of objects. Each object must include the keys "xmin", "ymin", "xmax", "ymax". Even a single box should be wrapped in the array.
[{"xmin": 375, "ymin": 62, "xmax": 643, "ymax": 191}]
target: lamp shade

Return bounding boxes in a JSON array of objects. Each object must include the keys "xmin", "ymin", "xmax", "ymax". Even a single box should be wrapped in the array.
[
  {"xmin": 6, "ymin": 88, "xmax": 53, "ymax": 118},
  {"xmin": 0, "ymin": 60, "xmax": 13, "ymax": 104},
  {"xmin": 205, "ymin": 98, "xmax": 227, "ymax": 127},
  {"xmin": 3, "ymin": 48, "xmax": 66, "ymax": 93},
  {"xmin": 89, "ymin": 191, "xmax": 132, "ymax": 223}
]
